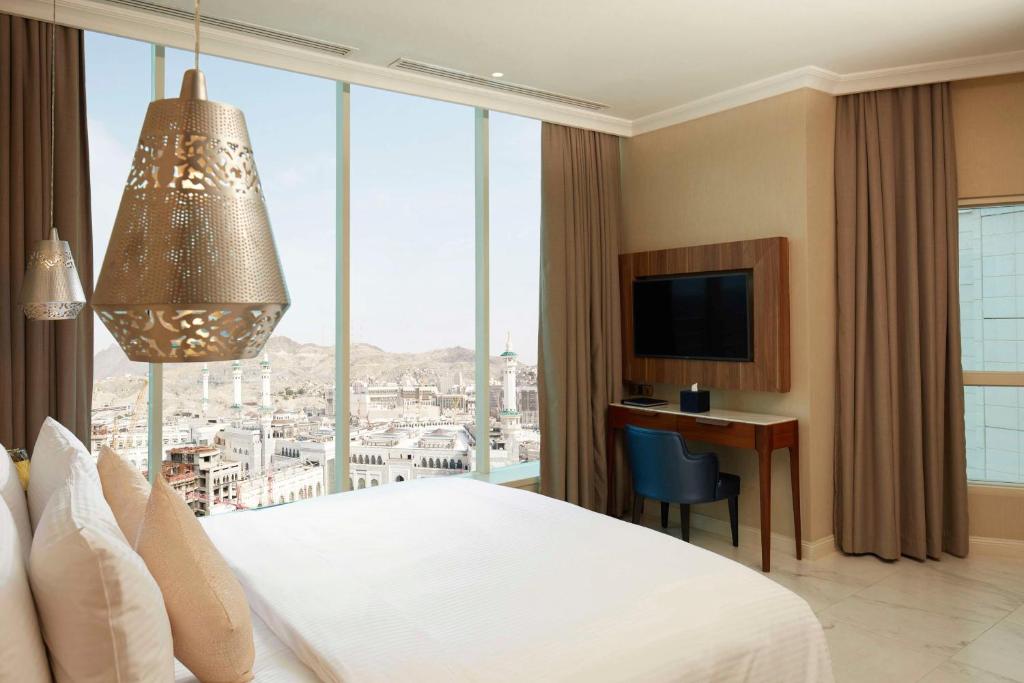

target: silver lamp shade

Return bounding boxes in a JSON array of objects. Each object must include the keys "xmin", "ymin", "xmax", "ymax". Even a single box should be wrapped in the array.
[
  {"xmin": 92, "ymin": 69, "xmax": 290, "ymax": 363},
  {"xmin": 20, "ymin": 227, "xmax": 87, "ymax": 320}
]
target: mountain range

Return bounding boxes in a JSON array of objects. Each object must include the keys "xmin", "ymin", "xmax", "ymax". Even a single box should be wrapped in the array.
[{"xmin": 92, "ymin": 335, "xmax": 533, "ymax": 417}]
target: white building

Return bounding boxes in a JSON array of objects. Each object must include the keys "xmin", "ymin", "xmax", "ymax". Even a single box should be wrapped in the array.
[{"xmin": 348, "ymin": 423, "xmax": 470, "ymax": 488}]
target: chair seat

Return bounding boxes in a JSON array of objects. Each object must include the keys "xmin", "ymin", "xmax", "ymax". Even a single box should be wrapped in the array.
[{"xmin": 715, "ymin": 472, "xmax": 740, "ymax": 501}]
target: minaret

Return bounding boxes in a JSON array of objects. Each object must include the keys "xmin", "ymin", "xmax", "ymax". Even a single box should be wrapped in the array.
[
  {"xmin": 231, "ymin": 359, "xmax": 242, "ymax": 413},
  {"xmin": 201, "ymin": 363, "xmax": 209, "ymax": 416},
  {"xmin": 258, "ymin": 352, "xmax": 274, "ymax": 475},
  {"xmin": 260, "ymin": 352, "xmax": 272, "ymax": 414},
  {"xmin": 499, "ymin": 332, "xmax": 521, "ymax": 462},
  {"xmin": 501, "ymin": 332, "xmax": 518, "ymax": 415}
]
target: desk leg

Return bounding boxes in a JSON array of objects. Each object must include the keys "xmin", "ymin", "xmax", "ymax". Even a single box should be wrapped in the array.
[
  {"xmin": 790, "ymin": 438, "xmax": 802, "ymax": 560},
  {"xmin": 605, "ymin": 425, "xmax": 616, "ymax": 517},
  {"xmin": 757, "ymin": 441, "xmax": 772, "ymax": 572}
]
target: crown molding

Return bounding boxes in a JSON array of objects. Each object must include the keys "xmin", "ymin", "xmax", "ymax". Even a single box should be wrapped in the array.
[
  {"xmin": 630, "ymin": 66, "xmax": 837, "ymax": 136},
  {"xmin": 633, "ymin": 49, "xmax": 1024, "ymax": 136},
  {"xmin": 6, "ymin": 0, "xmax": 1024, "ymax": 138}
]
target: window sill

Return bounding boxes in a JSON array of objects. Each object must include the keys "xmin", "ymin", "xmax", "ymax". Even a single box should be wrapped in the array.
[{"xmin": 461, "ymin": 461, "xmax": 540, "ymax": 489}]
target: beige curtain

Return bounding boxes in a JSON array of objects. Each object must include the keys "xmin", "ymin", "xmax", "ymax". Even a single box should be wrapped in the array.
[
  {"xmin": 539, "ymin": 123, "xmax": 624, "ymax": 514},
  {"xmin": 0, "ymin": 14, "xmax": 93, "ymax": 450},
  {"xmin": 834, "ymin": 83, "xmax": 969, "ymax": 561}
]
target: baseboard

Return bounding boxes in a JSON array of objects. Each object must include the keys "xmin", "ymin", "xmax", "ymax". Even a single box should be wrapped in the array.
[
  {"xmin": 970, "ymin": 535, "xmax": 1024, "ymax": 556},
  {"xmin": 642, "ymin": 507, "xmax": 836, "ymax": 561}
]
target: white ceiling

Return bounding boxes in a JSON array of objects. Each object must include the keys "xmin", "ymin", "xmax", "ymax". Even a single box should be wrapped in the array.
[{"xmin": 156, "ymin": 0, "xmax": 1024, "ymax": 121}]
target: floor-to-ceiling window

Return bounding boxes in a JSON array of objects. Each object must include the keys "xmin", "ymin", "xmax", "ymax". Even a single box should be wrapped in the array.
[
  {"xmin": 158, "ymin": 48, "xmax": 337, "ymax": 512},
  {"xmin": 86, "ymin": 33, "xmax": 543, "ymax": 509},
  {"xmin": 489, "ymin": 112, "xmax": 542, "ymax": 468},
  {"xmin": 348, "ymin": 85, "xmax": 475, "ymax": 486},
  {"xmin": 959, "ymin": 203, "xmax": 1024, "ymax": 484},
  {"xmin": 85, "ymin": 32, "xmax": 151, "ymax": 472}
]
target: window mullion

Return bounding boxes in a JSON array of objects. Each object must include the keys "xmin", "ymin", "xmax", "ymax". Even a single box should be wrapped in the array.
[{"xmin": 475, "ymin": 108, "xmax": 490, "ymax": 475}]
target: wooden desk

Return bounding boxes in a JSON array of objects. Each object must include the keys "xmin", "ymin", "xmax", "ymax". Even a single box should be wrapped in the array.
[{"xmin": 606, "ymin": 403, "xmax": 800, "ymax": 572}]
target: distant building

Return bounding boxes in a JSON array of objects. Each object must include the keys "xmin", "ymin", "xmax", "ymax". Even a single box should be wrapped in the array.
[
  {"xmin": 348, "ymin": 423, "xmax": 470, "ymax": 488},
  {"xmin": 168, "ymin": 445, "xmax": 241, "ymax": 516},
  {"xmin": 161, "ymin": 461, "xmax": 200, "ymax": 514}
]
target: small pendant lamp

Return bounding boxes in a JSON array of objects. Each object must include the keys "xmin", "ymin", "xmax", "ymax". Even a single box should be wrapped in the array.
[
  {"xmin": 92, "ymin": 0, "xmax": 289, "ymax": 363},
  {"xmin": 21, "ymin": 0, "xmax": 86, "ymax": 321}
]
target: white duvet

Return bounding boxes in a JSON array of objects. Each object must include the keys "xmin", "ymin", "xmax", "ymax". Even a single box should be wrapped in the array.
[{"xmin": 202, "ymin": 478, "xmax": 832, "ymax": 683}]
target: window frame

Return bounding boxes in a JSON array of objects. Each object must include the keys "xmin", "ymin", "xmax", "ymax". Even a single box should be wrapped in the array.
[{"xmin": 959, "ymin": 196, "xmax": 1024, "ymax": 485}]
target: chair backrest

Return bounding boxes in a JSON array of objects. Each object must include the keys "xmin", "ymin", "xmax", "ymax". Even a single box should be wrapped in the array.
[{"xmin": 624, "ymin": 425, "xmax": 719, "ymax": 504}]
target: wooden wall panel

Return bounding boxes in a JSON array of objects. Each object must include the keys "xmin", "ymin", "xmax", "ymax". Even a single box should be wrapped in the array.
[{"xmin": 620, "ymin": 237, "xmax": 790, "ymax": 392}]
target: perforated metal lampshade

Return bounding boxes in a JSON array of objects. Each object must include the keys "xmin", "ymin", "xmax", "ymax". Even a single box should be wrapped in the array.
[
  {"xmin": 93, "ymin": 69, "xmax": 289, "ymax": 363},
  {"xmin": 20, "ymin": 228, "xmax": 87, "ymax": 320}
]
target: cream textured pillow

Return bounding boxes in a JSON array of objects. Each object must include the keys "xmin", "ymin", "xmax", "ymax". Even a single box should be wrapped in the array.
[
  {"xmin": 0, "ymin": 502, "xmax": 51, "ymax": 682},
  {"xmin": 97, "ymin": 446, "xmax": 150, "ymax": 546},
  {"xmin": 1, "ymin": 443, "xmax": 32, "ymax": 563},
  {"xmin": 27, "ymin": 417, "xmax": 95, "ymax": 531},
  {"xmin": 137, "ymin": 474, "xmax": 255, "ymax": 683},
  {"xmin": 29, "ymin": 467, "xmax": 173, "ymax": 683}
]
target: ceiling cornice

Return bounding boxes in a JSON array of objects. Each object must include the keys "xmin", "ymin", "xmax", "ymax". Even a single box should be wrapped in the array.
[
  {"xmin": 7, "ymin": 0, "xmax": 1024, "ymax": 138},
  {"xmin": 632, "ymin": 50, "xmax": 1024, "ymax": 136},
  {"xmin": 6, "ymin": 0, "xmax": 633, "ymax": 135}
]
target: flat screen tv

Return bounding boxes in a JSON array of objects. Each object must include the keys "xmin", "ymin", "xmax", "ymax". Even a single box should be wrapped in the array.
[{"xmin": 633, "ymin": 270, "xmax": 753, "ymax": 361}]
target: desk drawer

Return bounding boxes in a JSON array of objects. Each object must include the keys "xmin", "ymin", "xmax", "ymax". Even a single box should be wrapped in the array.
[
  {"xmin": 676, "ymin": 415, "xmax": 755, "ymax": 449},
  {"xmin": 610, "ymin": 407, "xmax": 670, "ymax": 430}
]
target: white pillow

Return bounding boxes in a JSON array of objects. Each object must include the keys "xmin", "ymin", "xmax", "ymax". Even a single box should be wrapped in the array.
[
  {"xmin": 0, "ymin": 502, "xmax": 51, "ymax": 682},
  {"xmin": 27, "ymin": 417, "xmax": 96, "ymax": 531},
  {"xmin": 1, "ymin": 442, "xmax": 32, "ymax": 563},
  {"xmin": 29, "ymin": 467, "xmax": 174, "ymax": 683}
]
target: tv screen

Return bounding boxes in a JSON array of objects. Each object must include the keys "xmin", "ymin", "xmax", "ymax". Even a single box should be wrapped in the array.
[{"xmin": 633, "ymin": 271, "xmax": 753, "ymax": 361}]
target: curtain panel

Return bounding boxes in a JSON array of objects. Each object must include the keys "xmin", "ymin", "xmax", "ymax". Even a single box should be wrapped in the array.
[
  {"xmin": 833, "ymin": 83, "xmax": 969, "ymax": 561},
  {"xmin": 0, "ymin": 14, "xmax": 93, "ymax": 450},
  {"xmin": 538, "ymin": 122, "xmax": 624, "ymax": 514}
]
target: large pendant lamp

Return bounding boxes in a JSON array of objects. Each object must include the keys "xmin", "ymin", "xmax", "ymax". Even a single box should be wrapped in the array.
[
  {"xmin": 92, "ymin": 0, "xmax": 289, "ymax": 363},
  {"xmin": 20, "ymin": 0, "xmax": 87, "ymax": 321}
]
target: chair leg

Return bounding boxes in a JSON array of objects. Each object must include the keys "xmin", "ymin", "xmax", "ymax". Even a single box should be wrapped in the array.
[
  {"xmin": 631, "ymin": 494, "xmax": 642, "ymax": 524},
  {"xmin": 660, "ymin": 502, "xmax": 669, "ymax": 528},
  {"xmin": 680, "ymin": 504, "xmax": 690, "ymax": 542},
  {"xmin": 728, "ymin": 495, "xmax": 739, "ymax": 547}
]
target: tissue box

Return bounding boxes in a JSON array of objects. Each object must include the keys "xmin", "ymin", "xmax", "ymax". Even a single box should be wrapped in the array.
[{"xmin": 680, "ymin": 389, "xmax": 710, "ymax": 413}]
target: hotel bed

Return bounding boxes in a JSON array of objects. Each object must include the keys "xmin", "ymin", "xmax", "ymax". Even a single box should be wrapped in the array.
[{"xmin": 200, "ymin": 477, "xmax": 833, "ymax": 682}]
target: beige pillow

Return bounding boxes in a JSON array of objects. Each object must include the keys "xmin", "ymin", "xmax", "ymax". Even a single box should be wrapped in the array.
[
  {"xmin": 137, "ymin": 474, "xmax": 255, "ymax": 683},
  {"xmin": 27, "ymin": 417, "xmax": 95, "ymax": 531},
  {"xmin": 0, "ymin": 502, "xmax": 51, "ymax": 682},
  {"xmin": 97, "ymin": 446, "xmax": 150, "ymax": 546},
  {"xmin": 29, "ymin": 466, "xmax": 173, "ymax": 683},
  {"xmin": 1, "ymin": 443, "xmax": 32, "ymax": 563}
]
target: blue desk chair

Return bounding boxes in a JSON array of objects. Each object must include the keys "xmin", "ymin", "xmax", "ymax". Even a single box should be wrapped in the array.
[{"xmin": 624, "ymin": 424, "xmax": 740, "ymax": 545}]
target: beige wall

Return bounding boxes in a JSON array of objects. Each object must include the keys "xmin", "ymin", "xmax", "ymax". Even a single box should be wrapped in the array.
[
  {"xmin": 620, "ymin": 88, "xmax": 836, "ymax": 544},
  {"xmin": 953, "ymin": 73, "xmax": 1024, "ymax": 541},
  {"xmin": 620, "ymin": 74, "xmax": 1024, "ymax": 547}
]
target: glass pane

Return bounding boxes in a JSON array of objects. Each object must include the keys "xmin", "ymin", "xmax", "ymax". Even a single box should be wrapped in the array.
[
  {"xmin": 489, "ymin": 112, "xmax": 541, "ymax": 468},
  {"xmin": 958, "ymin": 205, "xmax": 1024, "ymax": 372},
  {"xmin": 964, "ymin": 386, "xmax": 1024, "ymax": 484},
  {"xmin": 959, "ymin": 204, "xmax": 1024, "ymax": 484},
  {"xmin": 349, "ymin": 85, "xmax": 474, "ymax": 486},
  {"xmin": 86, "ymin": 33, "xmax": 152, "ymax": 470},
  {"xmin": 157, "ymin": 49, "xmax": 336, "ymax": 513}
]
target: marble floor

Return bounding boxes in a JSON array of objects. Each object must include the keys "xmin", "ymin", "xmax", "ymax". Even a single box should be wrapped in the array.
[{"xmin": 645, "ymin": 520, "xmax": 1024, "ymax": 682}]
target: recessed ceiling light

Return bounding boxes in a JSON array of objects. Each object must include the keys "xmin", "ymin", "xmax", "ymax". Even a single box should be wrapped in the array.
[{"xmin": 491, "ymin": 72, "xmax": 504, "ymax": 78}]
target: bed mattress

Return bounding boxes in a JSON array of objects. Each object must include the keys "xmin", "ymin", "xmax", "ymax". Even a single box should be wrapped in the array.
[{"xmin": 202, "ymin": 478, "xmax": 832, "ymax": 682}]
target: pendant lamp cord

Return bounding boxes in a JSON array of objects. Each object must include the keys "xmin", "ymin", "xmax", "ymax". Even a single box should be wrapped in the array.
[
  {"xmin": 48, "ymin": 0, "xmax": 56, "ymax": 233},
  {"xmin": 194, "ymin": 0, "xmax": 200, "ymax": 70}
]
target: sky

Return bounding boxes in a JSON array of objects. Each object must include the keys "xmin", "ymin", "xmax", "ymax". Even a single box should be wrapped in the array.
[{"xmin": 85, "ymin": 32, "xmax": 540, "ymax": 365}]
